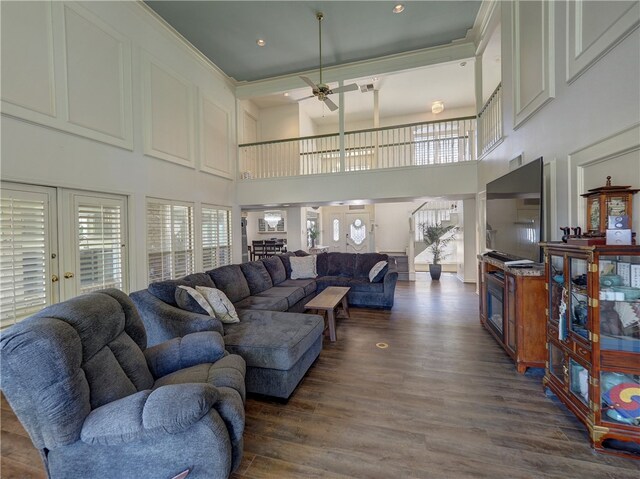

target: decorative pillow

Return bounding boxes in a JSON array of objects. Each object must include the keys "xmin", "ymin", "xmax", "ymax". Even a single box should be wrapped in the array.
[
  {"xmin": 176, "ymin": 286, "xmax": 215, "ymax": 316},
  {"xmin": 369, "ymin": 261, "xmax": 388, "ymax": 283},
  {"xmin": 196, "ymin": 286, "xmax": 240, "ymax": 324},
  {"xmin": 290, "ymin": 255, "xmax": 317, "ymax": 279}
]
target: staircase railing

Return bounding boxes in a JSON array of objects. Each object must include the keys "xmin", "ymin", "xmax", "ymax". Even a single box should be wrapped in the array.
[{"xmin": 477, "ymin": 83, "xmax": 502, "ymax": 158}]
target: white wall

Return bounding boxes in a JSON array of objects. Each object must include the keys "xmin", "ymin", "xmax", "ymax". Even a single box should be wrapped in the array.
[
  {"xmin": 373, "ymin": 202, "xmax": 414, "ymax": 254},
  {"xmin": 479, "ymin": 1, "xmax": 640, "ymax": 242},
  {"xmin": 1, "ymin": 1, "xmax": 238, "ymax": 292},
  {"xmin": 258, "ymin": 104, "xmax": 300, "ymax": 141}
]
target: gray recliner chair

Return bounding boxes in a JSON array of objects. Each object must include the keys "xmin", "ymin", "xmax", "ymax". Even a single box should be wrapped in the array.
[{"xmin": 0, "ymin": 289, "xmax": 246, "ymax": 479}]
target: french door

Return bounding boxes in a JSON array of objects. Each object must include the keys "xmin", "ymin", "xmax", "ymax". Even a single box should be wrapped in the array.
[{"xmin": 1, "ymin": 182, "xmax": 128, "ymax": 327}]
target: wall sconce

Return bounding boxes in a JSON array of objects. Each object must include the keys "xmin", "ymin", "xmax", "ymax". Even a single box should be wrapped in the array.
[
  {"xmin": 431, "ymin": 101, "xmax": 444, "ymax": 114},
  {"xmin": 264, "ymin": 210, "xmax": 282, "ymax": 228}
]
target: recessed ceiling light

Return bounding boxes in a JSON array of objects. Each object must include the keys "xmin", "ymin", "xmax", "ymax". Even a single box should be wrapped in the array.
[
  {"xmin": 392, "ymin": 4, "xmax": 405, "ymax": 14},
  {"xmin": 432, "ymin": 101, "xmax": 445, "ymax": 115},
  {"xmin": 256, "ymin": 39, "xmax": 266, "ymax": 47},
  {"xmin": 283, "ymin": 92, "xmax": 289, "ymax": 97},
  {"xmin": 372, "ymin": 77, "xmax": 379, "ymax": 81}
]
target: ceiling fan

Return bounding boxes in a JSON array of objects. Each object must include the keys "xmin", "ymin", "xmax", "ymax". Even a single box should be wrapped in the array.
[{"xmin": 297, "ymin": 12, "xmax": 359, "ymax": 111}]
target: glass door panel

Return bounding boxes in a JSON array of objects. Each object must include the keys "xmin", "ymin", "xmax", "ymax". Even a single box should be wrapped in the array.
[
  {"xmin": 600, "ymin": 255, "xmax": 640, "ymax": 353},
  {"xmin": 549, "ymin": 343, "xmax": 565, "ymax": 382},
  {"xmin": 569, "ymin": 257, "xmax": 588, "ymax": 340},
  {"xmin": 549, "ymin": 254, "xmax": 565, "ymax": 325},
  {"xmin": 600, "ymin": 371, "xmax": 640, "ymax": 427},
  {"xmin": 569, "ymin": 359, "xmax": 589, "ymax": 405}
]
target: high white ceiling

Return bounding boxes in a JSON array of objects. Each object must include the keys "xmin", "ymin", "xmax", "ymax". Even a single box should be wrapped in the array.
[
  {"xmin": 145, "ymin": 1, "xmax": 482, "ymax": 82},
  {"xmin": 251, "ymin": 59, "xmax": 476, "ymax": 126}
]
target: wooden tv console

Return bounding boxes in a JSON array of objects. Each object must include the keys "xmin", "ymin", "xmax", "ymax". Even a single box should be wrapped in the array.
[{"xmin": 478, "ymin": 254, "xmax": 547, "ymax": 373}]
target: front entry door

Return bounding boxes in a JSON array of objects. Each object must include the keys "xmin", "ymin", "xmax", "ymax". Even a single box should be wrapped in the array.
[{"xmin": 345, "ymin": 212, "xmax": 370, "ymax": 253}]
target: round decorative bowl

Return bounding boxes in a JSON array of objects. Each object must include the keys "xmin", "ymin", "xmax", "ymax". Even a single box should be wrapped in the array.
[{"xmin": 611, "ymin": 286, "xmax": 640, "ymax": 300}]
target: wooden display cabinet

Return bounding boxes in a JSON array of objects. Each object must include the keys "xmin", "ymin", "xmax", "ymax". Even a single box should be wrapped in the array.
[
  {"xmin": 542, "ymin": 243, "xmax": 640, "ymax": 458},
  {"xmin": 478, "ymin": 256, "xmax": 547, "ymax": 373}
]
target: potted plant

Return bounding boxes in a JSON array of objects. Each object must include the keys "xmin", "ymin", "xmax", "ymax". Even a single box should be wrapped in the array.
[
  {"xmin": 420, "ymin": 222, "xmax": 458, "ymax": 280},
  {"xmin": 308, "ymin": 226, "xmax": 319, "ymax": 248}
]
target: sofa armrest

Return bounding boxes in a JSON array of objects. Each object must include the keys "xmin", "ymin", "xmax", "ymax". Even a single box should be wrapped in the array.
[
  {"xmin": 130, "ymin": 290, "xmax": 224, "ymax": 346},
  {"xmin": 144, "ymin": 331, "xmax": 226, "ymax": 378},
  {"xmin": 382, "ymin": 257, "xmax": 399, "ymax": 307},
  {"xmin": 80, "ymin": 384, "xmax": 218, "ymax": 446}
]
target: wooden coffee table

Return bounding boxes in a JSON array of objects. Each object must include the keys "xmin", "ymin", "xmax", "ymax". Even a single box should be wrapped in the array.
[{"xmin": 304, "ymin": 286, "xmax": 350, "ymax": 342}]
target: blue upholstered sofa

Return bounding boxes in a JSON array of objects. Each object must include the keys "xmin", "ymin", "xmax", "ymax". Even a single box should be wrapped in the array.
[
  {"xmin": 0, "ymin": 289, "xmax": 246, "ymax": 479},
  {"xmin": 130, "ymin": 251, "xmax": 398, "ymax": 399}
]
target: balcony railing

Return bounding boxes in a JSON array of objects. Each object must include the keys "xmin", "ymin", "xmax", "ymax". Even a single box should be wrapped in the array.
[
  {"xmin": 477, "ymin": 83, "xmax": 502, "ymax": 158},
  {"xmin": 239, "ymin": 116, "xmax": 477, "ymax": 180}
]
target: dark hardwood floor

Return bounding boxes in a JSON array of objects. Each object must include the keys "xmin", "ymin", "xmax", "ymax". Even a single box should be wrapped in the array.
[{"xmin": 3, "ymin": 275, "xmax": 639, "ymax": 478}]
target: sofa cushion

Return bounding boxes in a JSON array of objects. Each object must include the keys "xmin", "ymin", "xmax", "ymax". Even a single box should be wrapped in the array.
[
  {"xmin": 368, "ymin": 261, "xmax": 388, "ymax": 283},
  {"xmin": 207, "ymin": 265, "xmax": 250, "ymax": 304},
  {"xmin": 223, "ymin": 310, "xmax": 324, "ymax": 370},
  {"xmin": 345, "ymin": 278, "xmax": 385, "ymax": 293},
  {"xmin": 277, "ymin": 252, "xmax": 295, "ymax": 278},
  {"xmin": 355, "ymin": 253, "xmax": 389, "ymax": 279},
  {"xmin": 261, "ymin": 256, "xmax": 287, "ymax": 285},
  {"xmin": 316, "ymin": 276, "xmax": 353, "ymax": 289},
  {"xmin": 278, "ymin": 279, "xmax": 317, "ymax": 296},
  {"xmin": 327, "ymin": 252, "xmax": 356, "ymax": 277},
  {"xmin": 290, "ymin": 256, "xmax": 317, "ymax": 279},
  {"xmin": 240, "ymin": 261, "xmax": 273, "ymax": 295},
  {"xmin": 175, "ymin": 286, "xmax": 213, "ymax": 316},
  {"xmin": 315, "ymin": 252, "xmax": 329, "ymax": 276},
  {"xmin": 234, "ymin": 295, "xmax": 288, "ymax": 312},
  {"xmin": 258, "ymin": 286, "xmax": 305, "ymax": 309},
  {"xmin": 148, "ymin": 273, "xmax": 215, "ymax": 306},
  {"xmin": 196, "ymin": 287, "xmax": 240, "ymax": 324}
]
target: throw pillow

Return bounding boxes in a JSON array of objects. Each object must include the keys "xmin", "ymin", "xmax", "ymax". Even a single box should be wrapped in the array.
[
  {"xmin": 195, "ymin": 286, "xmax": 240, "ymax": 324},
  {"xmin": 176, "ymin": 286, "xmax": 215, "ymax": 316},
  {"xmin": 290, "ymin": 255, "xmax": 317, "ymax": 279},
  {"xmin": 369, "ymin": 261, "xmax": 388, "ymax": 283}
]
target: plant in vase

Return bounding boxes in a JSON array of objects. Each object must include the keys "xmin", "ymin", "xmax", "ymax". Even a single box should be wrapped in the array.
[
  {"xmin": 420, "ymin": 222, "xmax": 458, "ymax": 280},
  {"xmin": 308, "ymin": 226, "xmax": 319, "ymax": 248}
]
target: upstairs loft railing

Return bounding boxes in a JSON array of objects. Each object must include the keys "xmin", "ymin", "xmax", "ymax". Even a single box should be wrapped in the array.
[
  {"xmin": 239, "ymin": 116, "xmax": 477, "ymax": 180},
  {"xmin": 477, "ymin": 83, "xmax": 502, "ymax": 158}
]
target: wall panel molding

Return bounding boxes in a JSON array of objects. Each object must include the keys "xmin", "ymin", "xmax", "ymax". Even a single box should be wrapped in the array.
[
  {"xmin": 512, "ymin": 0, "xmax": 555, "ymax": 129},
  {"xmin": 61, "ymin": 3, "xmax": 133, "ymax": 149},
  {"xmin": 566, "ymin": 1, "xmax": 639, "ymax": 83},
  {"xmin": 142, "ymin": 52, "xmax": 195, "ymax": 167},
  {"xmin": 200, "ymin": 94, "xmax": 232, "ymax": 179}
]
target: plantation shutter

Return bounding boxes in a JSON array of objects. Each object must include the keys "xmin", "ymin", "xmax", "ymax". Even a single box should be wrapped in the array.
[
  {"xmin": 202, "ymin": 206, "xmax": 232, "ymax": 271},
  {"xmin": 76, "ymin": 197, "xmax": 126, "ymax": 294},
  {"xmin": 0, "ymin": 189, "xmax": 52, "ymax": 327},
  {"xmin": 147, "ymin": 200, "xmax": 194, "ymax": 283}
]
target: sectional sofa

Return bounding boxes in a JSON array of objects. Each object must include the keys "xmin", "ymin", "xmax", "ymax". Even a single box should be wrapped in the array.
[{"xmin": 130, "ymin": 251, "xmax": 398, "ymax": 398}]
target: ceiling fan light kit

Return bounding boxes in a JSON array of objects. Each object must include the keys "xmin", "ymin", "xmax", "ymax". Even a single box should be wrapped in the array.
[{"xmin": 297, "ymin": 12, "xmax": 359, "ymax": 112}]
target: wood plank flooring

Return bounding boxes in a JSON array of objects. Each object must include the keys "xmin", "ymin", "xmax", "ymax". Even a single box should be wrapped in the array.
[{"xmin": 3, "ymin": 275, "xmax": 639, "ymax": 478}]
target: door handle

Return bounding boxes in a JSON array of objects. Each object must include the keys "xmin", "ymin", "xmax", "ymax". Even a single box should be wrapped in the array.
[
  {"xmin": 51, "ymin": 274, "xmax": 59, "ymax": 283},
  {"xmin": 64, "ymin": 272, "xmax": 74, "ymax": 279}
]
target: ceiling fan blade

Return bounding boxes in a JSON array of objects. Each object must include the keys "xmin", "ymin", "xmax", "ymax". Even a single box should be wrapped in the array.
[
  {"xmin": 296, "ymin": 95, "xmax": 315, "ymax": 102},
  {"xmin": 323, "ymin": 97, "xmax": 339, "ymax": 111},
  {"xmin": 329, "ymin": 83, "xmax": 359, "ymax": 94},
  {"xmin": 299, "ymin": 76, "xmax": 317, "ymax": 89}
]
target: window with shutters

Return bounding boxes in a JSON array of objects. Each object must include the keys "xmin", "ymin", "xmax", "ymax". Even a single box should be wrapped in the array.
[
  {"xmin": 147, "ymin": 199, "xmax": 194, "ymax": 283},
  {"xmin": 0, "ymin": 188, "xmax": 53, "ymax": 328},
  {"xmin": 75, "ymin": 196, "xmax": 126, "ymax": 294},
  {"xmin": 202, "ymin": 206, "xmax": 232, "ymax": 271}
]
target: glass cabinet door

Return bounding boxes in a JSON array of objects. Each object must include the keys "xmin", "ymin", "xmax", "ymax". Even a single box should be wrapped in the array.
[
  {"xmin": 549, "ymin": 255, "xmax": 565, "ymax": 331},
  {"xmin": 569, "ymin": 257, "xmax": 589, "ymax": 340},
  {"xmin": 569, "ymin": 359, "xmax": 589, "ymax": 405},
  {"xmin": 599, "ymin": 255, "xmax": 640, "ymax": 353},
  {"xmin": 549, "ymin": 342, "xmax": 565, "ymax": 383},
  {"xmin": 600, "ymin": 371, "xmax": 640, "ymax": 427}
]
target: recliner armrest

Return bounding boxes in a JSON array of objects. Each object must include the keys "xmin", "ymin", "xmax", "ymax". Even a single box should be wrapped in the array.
[
  {"xmin": 80, "ymin": 384, "xmax": 219, "ymax": 446},
  {"xmin": 144, "ymin": 331, "xmax": 226, "ymax": 379}
]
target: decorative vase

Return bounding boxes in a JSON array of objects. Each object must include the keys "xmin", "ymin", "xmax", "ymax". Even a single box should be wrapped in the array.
[{"xmin": 429, "ymin": 264, "xmax": 442, "ymax": 280}]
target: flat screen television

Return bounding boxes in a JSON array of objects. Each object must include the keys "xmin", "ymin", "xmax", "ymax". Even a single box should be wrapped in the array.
[{"xmin": 486, "ymin": 158, "xmax": 543, "ymax": 262}]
